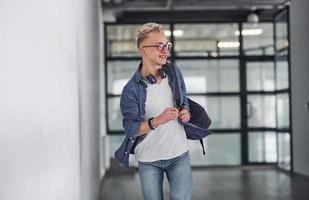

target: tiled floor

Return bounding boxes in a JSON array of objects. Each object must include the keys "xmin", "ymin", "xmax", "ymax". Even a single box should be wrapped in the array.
[{"xmin": 100, "ymin": 165, "xmax": 309, "ymax": 200}]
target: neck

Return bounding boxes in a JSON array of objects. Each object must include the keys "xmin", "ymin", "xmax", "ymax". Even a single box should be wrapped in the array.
[{"xmin": 140, "ymin": 59, "xmax": 162, "ymax": 78}]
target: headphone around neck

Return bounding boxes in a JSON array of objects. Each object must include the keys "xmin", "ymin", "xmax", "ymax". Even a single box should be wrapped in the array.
[
  {"xmin": 145, "ymin": 68, "xmax": 167, "ymax": 84},
  {"xmin": 138, "ymin": 61, "xmax": 168, "ymax": 84}
]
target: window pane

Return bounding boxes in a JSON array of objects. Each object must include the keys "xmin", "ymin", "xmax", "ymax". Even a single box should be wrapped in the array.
[
  {"xmin": 108, "ymin": 97, "xmax": 122, "ymax": 131},
  {"xmin": 248, "ymin": 132, "xmax": 277, "ymax": 162},
  {"xmin": 246, "ymin": 62, "xmax": 275, "ymax": 91},
  {"xmin": 106, "ymin": 24, "xmax": 170, "ymax": 57},
  {"xmin": 278, "ymin": 133, "xmax": 291, "ymax": 170},
  {"xmin": 189, "ymin": 133, "xmax": 241, "ymax": 165},
  {"xmin": 276, "ymin": 60, "xmax": 289, "ymax": 90},
  {"xmin": 188, "ymin": 96, "xmax": 240, "ymax": 129},
  {"xmin": 174, "ymin": 24, "xmax": 239, "ymax": 56},
  {"xmin": 106, "ymin": 25, "xmax": 139, "ymax": 57},
  {"xmin": 243, "ymin": 23, "xmax": 274, "ymax": 55},
  {"xmin": 275, "ymin": 11, "xmax": 288, "ymax": 56},
  {"xmin": 176, "ymin": 60, "xmax": 239, "ymax": 92},
  {"xmin": 247, "ymin": 95, "xmax": 276, "ymax": 128},
  {"xmin": 107, "ymin": 60, "xmax": 140, "ymax": 95},
  {"xmin": 110, "ymin": 135, "xmax": 124, "ymax": 158},
  {"xmin": 277, "ymin": 93, "xmax": 290, "ymax": 128}
]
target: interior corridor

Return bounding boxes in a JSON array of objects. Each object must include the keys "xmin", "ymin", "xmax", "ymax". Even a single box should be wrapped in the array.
[{"xmin": 100, "ymin": 163, "xmax": 309, "ymax": 200}]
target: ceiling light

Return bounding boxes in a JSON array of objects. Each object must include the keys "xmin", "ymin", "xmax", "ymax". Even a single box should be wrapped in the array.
[
  {"xmin": 247, "ymin": 12, "xmax": 259, "ymax": 23},
  {"xmin": 164, "ymin": 30, "xmax": 184, "ymax": 37},
  {"xmin": 173, "ymin": 30, "xmax": 184, "ymax": 37},
  {"xmin": 247, "ymin": 6, "xmax": 259, "ymax": 23},
  {"xmin": 218, "ymin": 41, "xmax": 240, "ymax": 48},
  {"xmin": 164, "ymin": 30, "xmax": 171, "ymax": 37},
  {"xmin": 235, "ymin": 29, "xmax": 263, "ymax": 36}
]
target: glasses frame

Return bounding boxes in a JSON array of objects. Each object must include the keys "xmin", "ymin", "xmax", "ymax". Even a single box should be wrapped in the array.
[{"xmin": 142, "ymin": 42, "xmax": 172, "ymax": 52}]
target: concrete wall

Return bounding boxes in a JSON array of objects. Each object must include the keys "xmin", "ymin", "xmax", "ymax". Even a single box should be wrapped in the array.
[
  {"xmin": 290, "ymin": 0, "xmax": 309, "ymax": 176},
  {"xmin": 0, "ymin": 0, "xmax": 103, "ymax": 199}
]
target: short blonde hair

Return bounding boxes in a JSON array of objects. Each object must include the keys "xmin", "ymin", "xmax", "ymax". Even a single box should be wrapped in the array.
[{"xmin": 135, "ymin": 22, "xmax": 165, "ymax": 49}]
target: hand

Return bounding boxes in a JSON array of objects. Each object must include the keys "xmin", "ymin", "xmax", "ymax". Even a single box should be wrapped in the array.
[
  {"xmin": 178, "ymin": 108, "xmax": 190, "ymax": 123},
  {"xmin": 155, "ymin": 107, "xmax": 179, "ymax": 125}
]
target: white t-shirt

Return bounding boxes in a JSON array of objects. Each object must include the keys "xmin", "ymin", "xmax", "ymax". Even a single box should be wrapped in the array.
[{"xmin": 134, "ymin": 77, "xmax": 188, "ymax": 162}]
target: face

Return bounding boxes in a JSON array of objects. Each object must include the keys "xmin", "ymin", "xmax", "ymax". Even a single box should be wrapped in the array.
[{"xmin": 139, "ymin": 32, "xmax": 170, "ymax": 66}]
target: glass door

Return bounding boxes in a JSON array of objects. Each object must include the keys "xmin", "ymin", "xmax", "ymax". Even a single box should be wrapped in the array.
[
  {"xmin": 245, "ymin": 60, "xmax": 277, "ymax": 164},
  {"xmin": 274, "ymin": 8, "xmax": 292, "ymax": 171}
]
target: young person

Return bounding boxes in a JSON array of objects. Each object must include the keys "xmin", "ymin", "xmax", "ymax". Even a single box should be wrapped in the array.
[{"xmin": 115, "ymin": 22, "xmax": 192, "ymax": 200}]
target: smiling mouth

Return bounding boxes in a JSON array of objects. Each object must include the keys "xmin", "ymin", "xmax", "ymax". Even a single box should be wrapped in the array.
[{"xmin": 159, "ymin": 55, "xmax": 167, "ymax": 59}]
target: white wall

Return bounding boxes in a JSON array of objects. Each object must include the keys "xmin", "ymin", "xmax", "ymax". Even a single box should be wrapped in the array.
[
  {"xmin": 290, "ymin": 0, "xmax": 309, "ymax": 176},
  {"xmin": 99, "ymin": 7, "xmax": 110, "ymax": 176},
  {"xmin": 0, "ymin": 0, "xmax": 103, "ymax": 199}
]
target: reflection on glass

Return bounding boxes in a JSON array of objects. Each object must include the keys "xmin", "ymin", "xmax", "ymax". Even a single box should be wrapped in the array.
[
  {"xmin": 276, "ymin": 60, "xmax": 289, "ymax": 90},
  {"xmin": 243, "ymin": 23, "xmax": 274, "ymax": 55},
  {"xmin": 248, "ymin": 132, "xmax": 277, "ymax": 162},
  {"xmin": 277, "ymin": 93, "xmax": 290, "ymax": 128},
  {"xmin": 108, "ymin": 97, "xmax": 122, "ymax": 131},
  {"xmin": 176, "ymin": 60, "xmax": 239, "ymax": 92},
  {"xmin": 107, "ymin": 24, "xmax": 170, "ymax": 57},
  {"xmin": 174, "ymin": 24, "xmax": 239, "ymax": 56},
  {"xmin": 247, "ymin": 95, "xmax": 276, "ymax": 128},
  {"xmin": 188, "ymin": 96, "xmax": 240, "ymax": 129},
  {"xmin": 246, "ymin": 62, "xmax": 275, "ymax": 91},
  {"xmin": 107, "ymin": 61, "xmax": 140, "ymax": 94},
  {"xmin": 278, "ymin": 133, "xmax": 291, "ymax": 170},
  {"xmin": 189, "ymin": 133, "xmax": 241, "ymax": 165}
]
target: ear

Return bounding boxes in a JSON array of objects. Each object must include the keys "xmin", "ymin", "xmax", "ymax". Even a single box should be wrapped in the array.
[{"xmin": 139, "ymin": 47, "xmax": 146, "ymax": 56}]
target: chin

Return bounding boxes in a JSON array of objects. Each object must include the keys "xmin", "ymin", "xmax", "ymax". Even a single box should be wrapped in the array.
[{"xmin": 158, "ymin": 59, "xmax": 167, "ymax": 65}]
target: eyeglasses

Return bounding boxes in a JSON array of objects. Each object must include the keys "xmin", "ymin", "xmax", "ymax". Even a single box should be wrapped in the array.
[{"xmin": 142, "ymin": 42, "xmax": 172, "ymax": 52}]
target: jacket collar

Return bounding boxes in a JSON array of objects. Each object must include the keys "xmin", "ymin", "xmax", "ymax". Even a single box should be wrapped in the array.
[{"xmin": 133, "ymin": 61, "xmax": 144, "ymax": 83}]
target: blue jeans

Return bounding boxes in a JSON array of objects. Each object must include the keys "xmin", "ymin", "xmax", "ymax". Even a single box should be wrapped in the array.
[{"xmin": 138, "ymin": 151, "xmax": 192, "ymax": 200}]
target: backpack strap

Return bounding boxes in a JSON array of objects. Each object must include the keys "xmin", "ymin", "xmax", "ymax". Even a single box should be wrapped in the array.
[{"xmin": 199, "ymin": 139, "xmax": 206, "ymax": 155}]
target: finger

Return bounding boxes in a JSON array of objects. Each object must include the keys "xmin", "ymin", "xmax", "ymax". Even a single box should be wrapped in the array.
[
  {"xmin": 168, "ymin": 112, "xmax": 178, "ymax": 119},
  {"xmin": 167, "ymin": 110, "xmax": 178, "ymax": 116},
  {"xmin": 170, "ymin": 109, "xmax": 179, "ymax": 116},
  {"xmin": 181, "ymin": 115, "xmax": 190, "ymax": 122},
  {"xmin": 180, "ymin": 115, "xmax": 186, "ymax": 122},
  {"xmin": 179, "ymin": 109, "xmax": 187, "ymax": 116},
  {"xmin": 167, "ymin": 107, "xmax": 178, "ymax": 112}
]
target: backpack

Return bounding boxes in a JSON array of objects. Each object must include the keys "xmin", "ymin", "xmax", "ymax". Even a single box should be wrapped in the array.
[{"xmin": 184, "ymin": 97, "xmax": 212, "ymax": 155}]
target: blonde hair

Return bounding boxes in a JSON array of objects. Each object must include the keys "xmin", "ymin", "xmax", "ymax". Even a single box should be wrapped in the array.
[{"xmin": 135, "ymin": 22, "xmax": 165, "ymax": 49}]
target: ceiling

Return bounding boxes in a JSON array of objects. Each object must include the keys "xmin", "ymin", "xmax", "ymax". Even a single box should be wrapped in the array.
[
  {"xmin": 102, "ymin": 0, "xmax": 289, "ymax": 11},
  {"xmin": 101, "ymin": 0, "xmax": 290, "ymax": 22}
]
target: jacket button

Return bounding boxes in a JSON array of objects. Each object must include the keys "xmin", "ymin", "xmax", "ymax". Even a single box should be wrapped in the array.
[
  {"xmin": 125, "ymin": 151, "xmax": 128, "ymax": 154},
  {"xmin": 131, "ymin": 140, "xmax": 134, "ymax": 143}
]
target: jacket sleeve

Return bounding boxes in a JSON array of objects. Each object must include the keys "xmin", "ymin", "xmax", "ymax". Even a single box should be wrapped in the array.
[
  {"xmin": 120, "ymin": 85, "xmax": 142, "ymax": 138},
  {"xmin": 175, "ymin": 65, "xmax": 189, "ymax": 110}
]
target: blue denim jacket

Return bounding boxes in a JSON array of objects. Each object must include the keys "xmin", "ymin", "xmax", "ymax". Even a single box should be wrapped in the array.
[{"xmin": 114, "ymin": 62, "xmax": 212, "ymax": 169}]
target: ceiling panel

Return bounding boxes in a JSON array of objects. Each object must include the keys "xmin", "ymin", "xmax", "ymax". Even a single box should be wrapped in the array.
[{"xmin": 102, "ymin": 0, "xmax": 290, "ymax": 23}]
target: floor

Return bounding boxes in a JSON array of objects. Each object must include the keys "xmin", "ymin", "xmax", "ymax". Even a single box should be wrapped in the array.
[{"xmin": 100, "ymin": 164, "xmax": 309, "ymax": 200}]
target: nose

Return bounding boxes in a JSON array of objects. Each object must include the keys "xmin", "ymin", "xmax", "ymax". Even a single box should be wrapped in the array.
[{"xmin": 161, "ymin": 47, "xmax": 169, "ymax": 53}]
